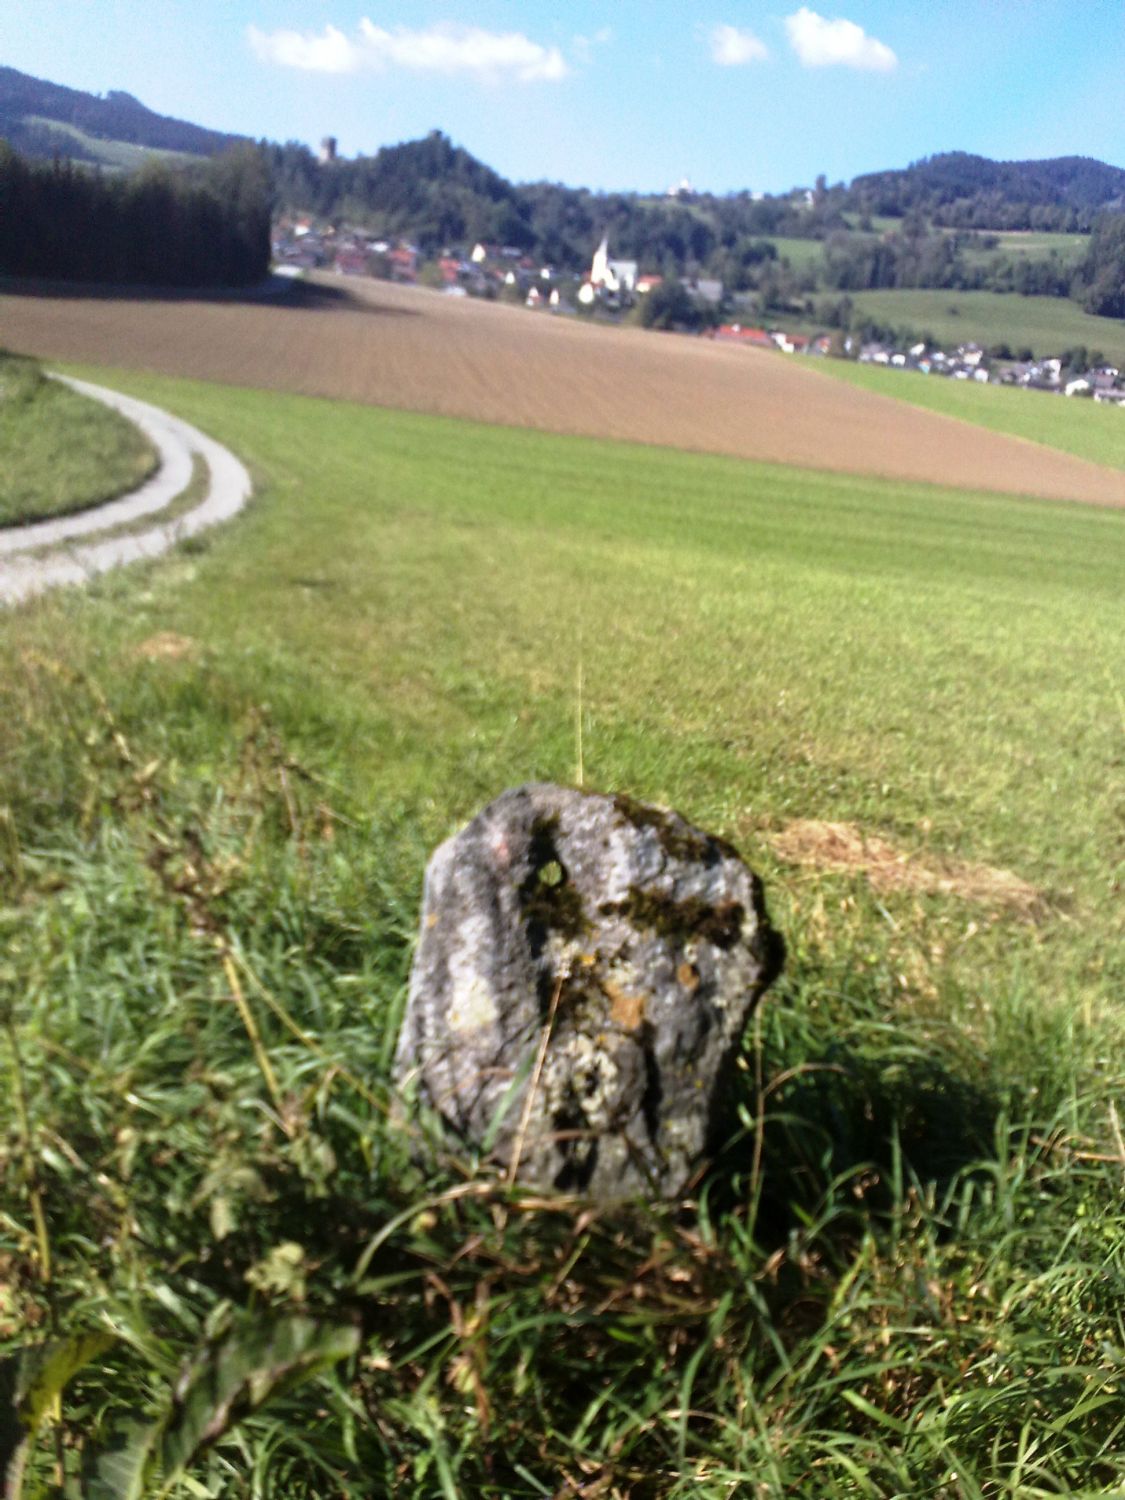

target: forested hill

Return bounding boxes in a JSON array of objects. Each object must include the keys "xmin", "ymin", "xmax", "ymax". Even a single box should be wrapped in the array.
[
  {"xmin": 850, "ymin": 151, "xmax": 1125, "ymax": 230},
  {"xmin": 265, "ymin": 135, "xmax": 1125, "ymax": 262},
  {"xmin": 0, "ymin": 65, "xmax": 246, "ymax": 164},
  {"xmin": 267, "ymin": 132, "xmax": 537, "ymax": 250},
  {"xmin": 271, "ymin": 131, "xmax": 849, "ymax": 268}
]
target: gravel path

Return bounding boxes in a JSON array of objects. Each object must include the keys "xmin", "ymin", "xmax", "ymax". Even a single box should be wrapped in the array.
[{"xmin": 0, "ymin": 377, "xmax": 251, "ymax": 606}]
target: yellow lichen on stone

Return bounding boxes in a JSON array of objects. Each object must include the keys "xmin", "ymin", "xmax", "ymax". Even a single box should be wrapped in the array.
[
  {"xmin": 604, "ymin": 980, "xmax": 646, "ymax": 1031},
  {"xmin": 448, "ymin": 973, "xmax": 499, "ymax": 1034}
]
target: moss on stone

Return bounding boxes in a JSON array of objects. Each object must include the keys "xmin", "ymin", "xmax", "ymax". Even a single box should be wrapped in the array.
[
  {"xmin": 612, "ymin": 794, "xmax": 740, "ymax": 866},
  {"xmin": 519, "ymin": 814, "xmax": 589, "ymax": 947},
  {"xmin": 601, "ymin": 887, "xmax": 745, "ymax": 951}
]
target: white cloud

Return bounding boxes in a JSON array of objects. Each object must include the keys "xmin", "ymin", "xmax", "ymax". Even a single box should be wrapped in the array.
[
  {"xmin": 709, "ymin": 23, "xmax": 769, "ymax": 66},
  {"xmin": 247, "ymin": 23, "xmax": 361, "ymax": 74},
  {"xmin": 247, "ymin": 19, "xmax": 569, "ymax": 82},
  {"xmin": 784, "ymin": 8, "xmax": 897, "ymax": 70}
]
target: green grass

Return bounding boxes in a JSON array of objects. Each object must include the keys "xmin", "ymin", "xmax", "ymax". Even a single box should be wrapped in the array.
[
  {"xmin": 959, "ymin": 229, "xmax": 1088, "ymax": 267},
  {"xmin": 808, "ymin": 353, "xmax": 1125, "ymax": 471},
  {"xmin": 766, "ymin": 236, "xmax": 827, "ymax": 270},
  {"xmin": 989, "ymin": 230, "xmax": 1088, "ymax": 252},
  {"xmin": 2, "ymin": 367, "xmax": 1124, "ymax": 1494},
  {"xmin": 0, "ymin": 353, "xmax": 157, "ymax": 525},
  {"xmin": 841, "ymin": 214, "xmax": 901, "ymax": 234},
  {"xmin": 21, "ymin": 114, "xmax": 197, "ymax": 172},
  {"xmin": 847, "ymin": 287, "xmax": 1125, "ymax": 364}
]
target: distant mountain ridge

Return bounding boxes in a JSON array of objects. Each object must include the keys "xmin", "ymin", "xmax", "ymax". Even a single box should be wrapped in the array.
[
  {"xmin": 5, "ymin": 64, "xmax": 1125, "ymax": 226},
  {"xmin": 0, "ymin": 64, "xmax": 246, "ymax": 164}
]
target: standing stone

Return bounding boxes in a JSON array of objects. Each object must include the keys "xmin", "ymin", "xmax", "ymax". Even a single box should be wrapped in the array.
[{"xmin": 394, "ymin": 783, "xmax": 783, "ymax": 1199}]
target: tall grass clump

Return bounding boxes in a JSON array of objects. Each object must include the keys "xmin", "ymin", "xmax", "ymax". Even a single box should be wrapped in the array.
[{"xmin": 2, "ymin": 655, "xmax": 1124, "ymax": 1496}]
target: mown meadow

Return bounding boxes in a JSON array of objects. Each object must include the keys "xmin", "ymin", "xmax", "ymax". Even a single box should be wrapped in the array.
[
  {"xmin": 842, "ymin": 288, "xmax": 1125, "ymax": 368},
  {"xmin": 1, "ymin": 365, "xmax": 1124, "ymax": 1495}
]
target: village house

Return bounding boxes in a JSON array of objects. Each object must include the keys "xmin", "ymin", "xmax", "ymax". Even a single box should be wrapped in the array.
[
  {"xmin": 334, "ymin": 246, "xmax": 367, "ymax": 276},
  {"xmin": 386, "ymin": 245, "xmax": 418, "ymax": 283},
  {"xmin": 680, "ymin": 276, "xmax": 724, "ymax": 307},
  {"xmin": 713, "ymin": 324, "xmax": 775, "ymax": 348}
]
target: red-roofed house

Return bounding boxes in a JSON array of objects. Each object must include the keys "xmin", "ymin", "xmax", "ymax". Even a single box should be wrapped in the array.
[{"xmin": 714, "ymin": 324, "xmax": 774, "ymax": 348}]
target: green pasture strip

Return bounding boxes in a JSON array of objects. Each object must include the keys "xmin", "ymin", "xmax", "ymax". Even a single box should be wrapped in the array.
[
  {"xmin": 847, "ymin": 286, "xmax": 1125, "ymax": 365},
  {"xmin": 842, "ymin": 214, "xmax": 901, "ymax": 233},
  {"xmin": 766, "ymin": 236, "xmax": 826, "ymax": 270},
  {"xmin": 21, "ymin": 114, "xmax": 198, "ymax": 171},
  {"xmin": 2, "ymin": 369, "xmax": 1123, "ymax": 1494},
  {"xmin": 0, "ymin": 353, "xmax": 157, "ymax": 525},
  {"xmin": 808, "ymin": 353, "xmax": 1125, "ymax": 471},
  {"xmin": 959, "ymin": 230, "xmax": 1088, "ymax": 266},
  {"xmin": 987, "ymin": 230, "xmax": 1089, "ymax": 254}
]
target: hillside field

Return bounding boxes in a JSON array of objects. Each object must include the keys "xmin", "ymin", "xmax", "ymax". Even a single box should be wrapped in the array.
[
  {"xmin": 3, "ymin": 277, "xmax": 1125, "ymax": 507},
  {"xmin": 809, "ymin": 351, "xmax": 1125, "ymax": 470},
  {"xmin": 961, "ymin": 228, "xmax": 1088, "ymax": 263},
  {"xmin": 2, "ymin": 355, "xmax": 1124, "ymax": 1493},
  {"xmin": 848, "ymin": 285, "xmax": 1125, "ymax": 363},
  {"xmin": 19, "ymin": 114, "xmax": 197, "ymax": 171},
  {"xmin": 771, "ymin": 228, "xmax": 1088, "ymax": 277}
]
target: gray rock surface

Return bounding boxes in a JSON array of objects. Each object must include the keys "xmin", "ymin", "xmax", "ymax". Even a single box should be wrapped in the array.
[{"xmin": 395, "ymin": 783, "xmax": 783, "ymax": 1199}]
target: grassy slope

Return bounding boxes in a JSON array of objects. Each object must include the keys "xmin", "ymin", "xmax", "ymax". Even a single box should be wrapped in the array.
[
  {"xmin": 847, "ymin": 286, "xmax": 1125, "ymax": 364},
  {"xmin": 981, "ymin": 229, "xmax": 1088, "ymax": 255},
  {"xmin": 2, "ymin": 368, "xmax": 1124, "ymax": 1493},
  {"xmin": 0, "ymin": 354, "xmax": 156, "ymax": 524},
  {"xmin": 20, "ymin": 114, "xmax": 197, "ymax": 170},
  {"xmin": 959, "ymin": 229, "xmax": 1088, "ymax": 268},
  {"xmin": 808, "ymin": 352, "xmax": 1125, "ymax": 471},
  {"xmin": 766, "ymin": 236, "xmax": 826, "ymax": 270}
]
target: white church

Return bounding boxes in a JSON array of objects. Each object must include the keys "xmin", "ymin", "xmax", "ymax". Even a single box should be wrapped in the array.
[{"xmin": 578, "ymin": 236, "xmax": 639, "ymax": 305}]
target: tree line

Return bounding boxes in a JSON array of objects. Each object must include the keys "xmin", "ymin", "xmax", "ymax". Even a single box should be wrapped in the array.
[
  {"xmin": 816, "ymin": 215, "xmax": 1124, "ymax": 315},
  {"xmin": 0, "ymin": 141, "xmax": 270, "ymax": 287},
  {"xmin": 850, "ymin": 152, "xmax": 1125, "ymax": 232}
]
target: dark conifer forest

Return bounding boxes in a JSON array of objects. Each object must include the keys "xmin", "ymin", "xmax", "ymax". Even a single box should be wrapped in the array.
[{"xmin": 0, "ymin": 141, "xmax": 271, "ymax": 287}]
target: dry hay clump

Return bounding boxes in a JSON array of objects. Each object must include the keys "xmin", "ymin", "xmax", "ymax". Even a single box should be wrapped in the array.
[
  {"xmin": 134, "ymin": 631, "xmax": 200, "ymax": 662},
  {"xmin": 770, "ymin": 819, "xmax": 1044, "ymax": 917}
]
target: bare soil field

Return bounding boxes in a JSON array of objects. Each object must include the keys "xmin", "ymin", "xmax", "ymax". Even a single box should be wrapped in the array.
[{"xmin": 3, "ymin": 276, "xmax": 1124, "ymax": 505}]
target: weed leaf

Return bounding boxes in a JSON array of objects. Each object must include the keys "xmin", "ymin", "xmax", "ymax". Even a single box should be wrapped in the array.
[{"xmin": 0, "ymin": 1332, "xmax": 114, "ymax": 1499}]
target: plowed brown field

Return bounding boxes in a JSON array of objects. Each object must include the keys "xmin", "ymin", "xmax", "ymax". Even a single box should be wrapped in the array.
[{"xmin": 4, "ymin": 276, "xmax": 1124, "ymax": 506}]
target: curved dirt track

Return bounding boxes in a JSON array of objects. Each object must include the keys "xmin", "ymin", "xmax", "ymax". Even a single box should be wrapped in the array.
[
  {"xmin": 3, "ymin": 278, "xmax": 1124, "ymax": 506},
  {"xmin": 0, "ymin": 378, "xmax": 251, "ymax": 606}
]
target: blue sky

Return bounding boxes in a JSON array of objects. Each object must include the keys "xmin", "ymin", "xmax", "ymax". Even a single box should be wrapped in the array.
[{"xmin": 4, "ymin": 3, "xmax": 1125, "ymax": 193}]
